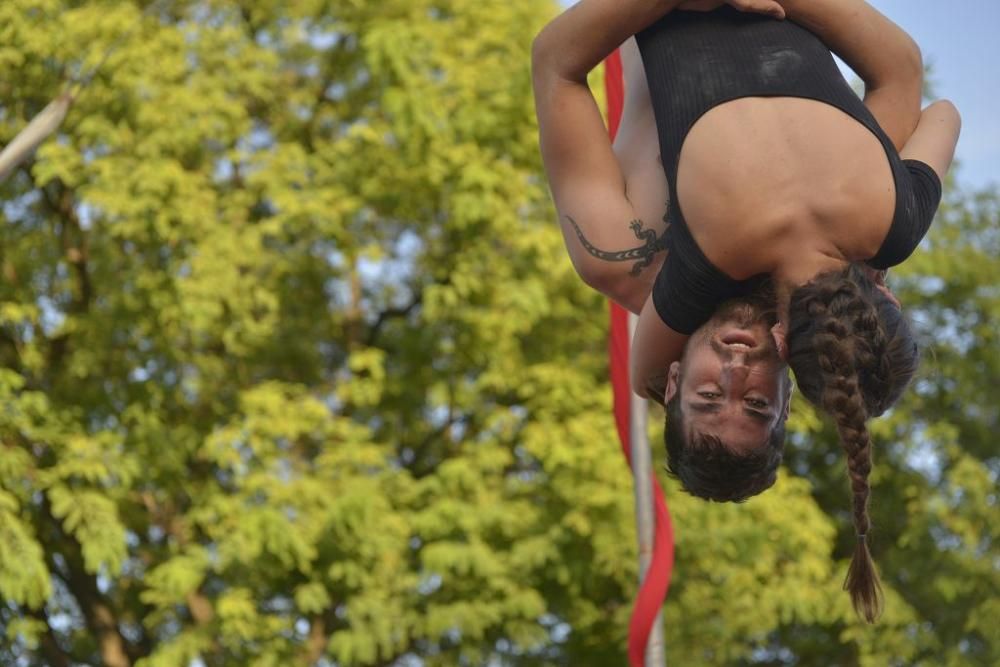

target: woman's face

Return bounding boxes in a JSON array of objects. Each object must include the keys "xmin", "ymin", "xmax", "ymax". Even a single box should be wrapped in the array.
[{"xmin": 665, "ymin": 301, "xmax": 791, "ymax": 453}]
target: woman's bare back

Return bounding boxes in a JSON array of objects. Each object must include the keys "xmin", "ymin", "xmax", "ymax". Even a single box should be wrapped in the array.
[
  {"xmin": 677, "ymin": 96, "xmax": 896, "ymax": 278},
  {"xmin": 615, "ymin": 39, "xmax": 897, "ymax": 283}
]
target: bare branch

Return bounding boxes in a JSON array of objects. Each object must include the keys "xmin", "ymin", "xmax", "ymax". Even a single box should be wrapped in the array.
[
  {"xmin": 302, "ymin": 613, "xmax": 328, "ymax": 666},
  {"xmin": 365, "ymin": 294, "xmax": 422, "ymax": 347},
  {"xmin": 38, "ymin": 497, "xmax": 133, "ymax": 667}
]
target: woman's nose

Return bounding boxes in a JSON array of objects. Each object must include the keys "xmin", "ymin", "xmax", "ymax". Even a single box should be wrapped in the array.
[{"xmin": 723, "ymin": 359, "xmax": 750, "ymax": 383}]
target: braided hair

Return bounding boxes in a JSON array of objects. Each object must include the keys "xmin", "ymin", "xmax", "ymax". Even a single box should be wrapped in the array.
[{"xmin": 786, "ymin": 264, "xmax": 918, "ymax": 622}]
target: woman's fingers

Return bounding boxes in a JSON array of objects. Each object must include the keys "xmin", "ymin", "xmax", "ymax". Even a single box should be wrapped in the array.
[
  {"xmin": 726, "ymin": 0, "xmax": 786, "ymax": 19},
  {"xmin": 678, "ymin": 0, "xmax": 786, "ymax": 18}
]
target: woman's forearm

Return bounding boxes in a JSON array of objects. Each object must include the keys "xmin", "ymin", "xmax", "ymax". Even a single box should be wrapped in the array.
[
  {"xmin": 532, "ymin": 0, "xmax": 680, "ymax": 83},
  {"xmin": 781, "ymin": 0, "xmax": 922, "ymax": 90},
  {"xmin": 780, "ymin": 0, "xmax": 923, "ymax": 148}
]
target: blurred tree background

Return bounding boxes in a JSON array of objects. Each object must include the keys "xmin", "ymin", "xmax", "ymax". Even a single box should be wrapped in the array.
[{"xmin": 0, "ymin": 1, "xmax": 995, "ymax": 665}]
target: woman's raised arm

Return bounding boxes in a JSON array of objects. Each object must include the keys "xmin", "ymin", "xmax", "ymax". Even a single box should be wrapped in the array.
[
  {"xmin": 532, "ymin": 1, "xmax": 681, "ymax": 308},
  {"xmin": 779, "ymin": 0, "xmax": 925, "ymax": 150},
  {"xmin": 533, "ymin": 0, "xmax": 782, "ymax": 310},
  {"xmin": 779, "ymin": 0, "xmax": 959, "ymax": 184}
]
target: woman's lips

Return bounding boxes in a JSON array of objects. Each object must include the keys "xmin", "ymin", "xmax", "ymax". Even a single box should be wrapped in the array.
[{"xmin": 719, "ymin": 328, "xmax": 759, "ymax": 348}]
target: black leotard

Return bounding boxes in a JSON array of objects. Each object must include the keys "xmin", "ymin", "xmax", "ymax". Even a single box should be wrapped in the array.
[{"xmin": 636, "ymin": 7, "xmax": 942, "ymax": 335}]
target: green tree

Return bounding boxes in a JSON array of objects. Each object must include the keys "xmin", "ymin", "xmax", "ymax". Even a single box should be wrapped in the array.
[{"xmin": 0, "ymin": 1, "xmax": 995, "ymax": 666}]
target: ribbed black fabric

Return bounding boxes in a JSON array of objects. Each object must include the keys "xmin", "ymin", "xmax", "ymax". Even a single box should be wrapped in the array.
[
  {"xmin": 636, "ymin": 7, "xmax": 941, "ymax": 334},
  {"xmin": 868, "ymin": 159, "xmax": 942, "ymax": 269}
]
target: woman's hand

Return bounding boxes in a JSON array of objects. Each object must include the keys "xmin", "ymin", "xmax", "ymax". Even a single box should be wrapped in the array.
[{"xmin": 678, "ymin": 0, "xmax": 785, "ymax": 19}]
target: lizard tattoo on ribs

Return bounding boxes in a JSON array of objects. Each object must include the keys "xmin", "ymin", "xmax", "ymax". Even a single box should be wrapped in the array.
[{"xmin": 565, "ymin": 215, "xmax": 669, "ymax": 277}]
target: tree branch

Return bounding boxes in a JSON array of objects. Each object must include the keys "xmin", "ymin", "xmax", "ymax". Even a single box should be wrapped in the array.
[
  {"xmin": 38, "ymin": 497, "xmax": 132, "ymax": 667},
  {"xmin": 38, "ymin": 182, "xmax": 93, "ymax": 374},
  {"xmin": 27, "ymin": 606, "xmax": 73, "ymax": 667},
  {"xmin": 186, "ymin": 589, "xmax": 215, "ymax": 626},
  {"xmin": 365, "ymin": 294, "xmax": 422, "ymax": 347},
  {"xmin": 39, "ymin": 183, "xmax": 92, "ymax": 314},
  {"xmin": 0, "ymin": 327, "xmax": 24, "ymax": 371},
  {"xmin": 408, "ymin": 413, "xmax": 473, "ymax": 479},
  {"xmin": 302, "ymin": 612, "xmax": 328, "ymax": 665}
]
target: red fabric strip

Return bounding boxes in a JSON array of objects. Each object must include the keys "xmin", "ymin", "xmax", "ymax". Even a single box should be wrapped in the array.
[{"xmin": 603, "ymin": 49, "xmax": 675, "ymax": 667}]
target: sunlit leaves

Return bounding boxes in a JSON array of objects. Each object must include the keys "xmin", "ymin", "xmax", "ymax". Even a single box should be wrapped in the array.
[
  {"xmin": 48, "ymin": 485, "xmax": 127, "ymax": 574},
  {"xmin": 0, "ymin": 1, "xmax": 996, "ymax": 666},
  {"xmin": 0, "ymin": 491, "xmax": 52, "ymax": 609}
]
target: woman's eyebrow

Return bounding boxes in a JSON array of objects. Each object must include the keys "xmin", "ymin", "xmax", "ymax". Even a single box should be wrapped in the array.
[{"xmin": 743, "ymin": 408, "xmax": 772, "ymax": 423}]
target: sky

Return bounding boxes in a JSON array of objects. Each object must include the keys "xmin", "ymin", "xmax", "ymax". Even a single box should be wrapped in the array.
[
  {"xmin": 863, "ymin": 0, "xmax": 999, "ymax": 190},
  {"xmin": 558, "ymin": 0, "xmax": 1000, "ymax": 190}
]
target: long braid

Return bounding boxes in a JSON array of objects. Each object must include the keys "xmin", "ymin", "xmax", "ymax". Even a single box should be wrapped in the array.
[
  {"xmin": 847, "ymin": 294, "xmax": 894, "ymax": 416},
  {"xmin": 786, "ymin": 265, "xmax": 916, "ymax": 622},
  {"xmin": 810, "ymin": 302, "xmax": 883, "ymax": 621}
]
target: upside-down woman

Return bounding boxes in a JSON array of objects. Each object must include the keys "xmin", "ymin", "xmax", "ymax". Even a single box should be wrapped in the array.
[{"xmin": 532, "ymin": 0, "xmax": 959, "ymax": 620}]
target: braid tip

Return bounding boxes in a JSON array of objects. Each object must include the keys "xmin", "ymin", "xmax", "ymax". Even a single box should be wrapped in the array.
[{"xmin": 844, "ymin": 536, "xmax": 884, "ymax": 624}]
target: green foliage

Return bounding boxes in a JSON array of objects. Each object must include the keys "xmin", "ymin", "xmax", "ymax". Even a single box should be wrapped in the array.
[
  {"xmin": 0, "ymin": 490, "xmax": 52, "ymax": 609},
  {"xmin": 0, "ymin": 1, "xmax": 996, "ymax": 666}
]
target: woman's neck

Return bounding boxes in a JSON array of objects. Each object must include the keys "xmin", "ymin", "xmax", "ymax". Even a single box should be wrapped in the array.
[
  {"xmin": 772, "ymin": 250, "xmax": 848, "ymax": 327},
  {"xmin": 773, "ymin": 251, "xmax": 847, "ymax": 287}
]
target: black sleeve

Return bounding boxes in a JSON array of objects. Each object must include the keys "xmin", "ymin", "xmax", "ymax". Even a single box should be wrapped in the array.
[
  {"xmin": 867, "ymin": 159, "xmax": 943, "ymax": 270},
  {"xmin": 651, "ymin": 223, "xmax": 749, "ymax": 335}
]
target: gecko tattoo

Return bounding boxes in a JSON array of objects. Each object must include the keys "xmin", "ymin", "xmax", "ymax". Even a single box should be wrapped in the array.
[{"xmin": 565, "ymin": 214, "xmax": 670, "ymax": 277}]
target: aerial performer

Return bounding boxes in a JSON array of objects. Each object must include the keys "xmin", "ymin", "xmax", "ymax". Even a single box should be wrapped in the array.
[{"xmin": 532, "ymin": 0, "xmax": 960, "ymax": 621}]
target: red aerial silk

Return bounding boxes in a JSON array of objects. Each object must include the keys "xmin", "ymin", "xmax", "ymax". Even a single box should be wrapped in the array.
[{"xmin": 604, "ymin": 50, "xmax": 676, "ymax": 667}]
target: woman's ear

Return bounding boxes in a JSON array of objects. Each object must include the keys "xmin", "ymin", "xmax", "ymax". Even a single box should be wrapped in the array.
[
  {"xmin": 771, "ymin": 322, "xmax": 788, "ymax": 362},
  {"xmin": 664, "ymin": 361, "xmax": 681, "ymax": 403}
]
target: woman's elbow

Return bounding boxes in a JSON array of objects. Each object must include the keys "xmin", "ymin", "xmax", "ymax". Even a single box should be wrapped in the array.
[
  {"xmin": 893, "ymin": 32, "xmax": 924, "ymax": 86},
  {"xmin": 929, "ymin": 99, "xmax": 961, "ymax": 130},
  {"xmin": 530, "ymin": 30, "xmax": 547, "ymax": 68},
  {"xmin": 576, "ymin": 264, "xmax": 644, "ymax": 313},
  {"xmin": 905, "ymin": 35, "xmax": 924, "ymax": 81},
  {"xmin": 918, "ymin": 98, "xmax": 962, "ymax": 148},
  {"xmin": 531, "ymin": 26, "xmax": 587, "ymax": 85},
  {"xmin": 531, "ymin": 28, "xmax": 563, "ymax": 81},
  {"xmin": 871, "ymin": 35, "xmax": 923, "ymax": 93},
  {"xmin": 531, "ymin": 34, "xmax": 549, "ymax": 85}
]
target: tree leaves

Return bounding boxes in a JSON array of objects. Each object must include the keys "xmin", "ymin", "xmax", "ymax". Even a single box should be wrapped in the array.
[
  {"xmin": 0, "ymin": 1, "xmax": 996, "ymax": 666},
  {"xmin": 0, "ymin": 490, "xmax": 52, "ymax": 609}
]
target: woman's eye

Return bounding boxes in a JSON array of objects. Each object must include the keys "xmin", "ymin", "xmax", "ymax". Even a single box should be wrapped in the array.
[
  {"xmin": 698, "ymin": 392, "xmax": 720, "ymax": 399},
  {"xmin": 747, "ymin": 398, "xmax": 768, "ymax": 409}
]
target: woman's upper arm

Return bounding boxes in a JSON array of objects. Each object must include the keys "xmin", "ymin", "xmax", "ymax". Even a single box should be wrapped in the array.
[
  {"xmin": 532, "ymin": 56, "xmax": 653, "ymax": 304},
  {"xmin": 630, "ymin": 292, "xmax": 689, "ymax": 399},
  {"xmin": 899, "ymin": 100, "xmax": 961, "ymax": 181},
  {"xmin": 532, "ymin": 66, "xmax": 632, "ymax": 217}
]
